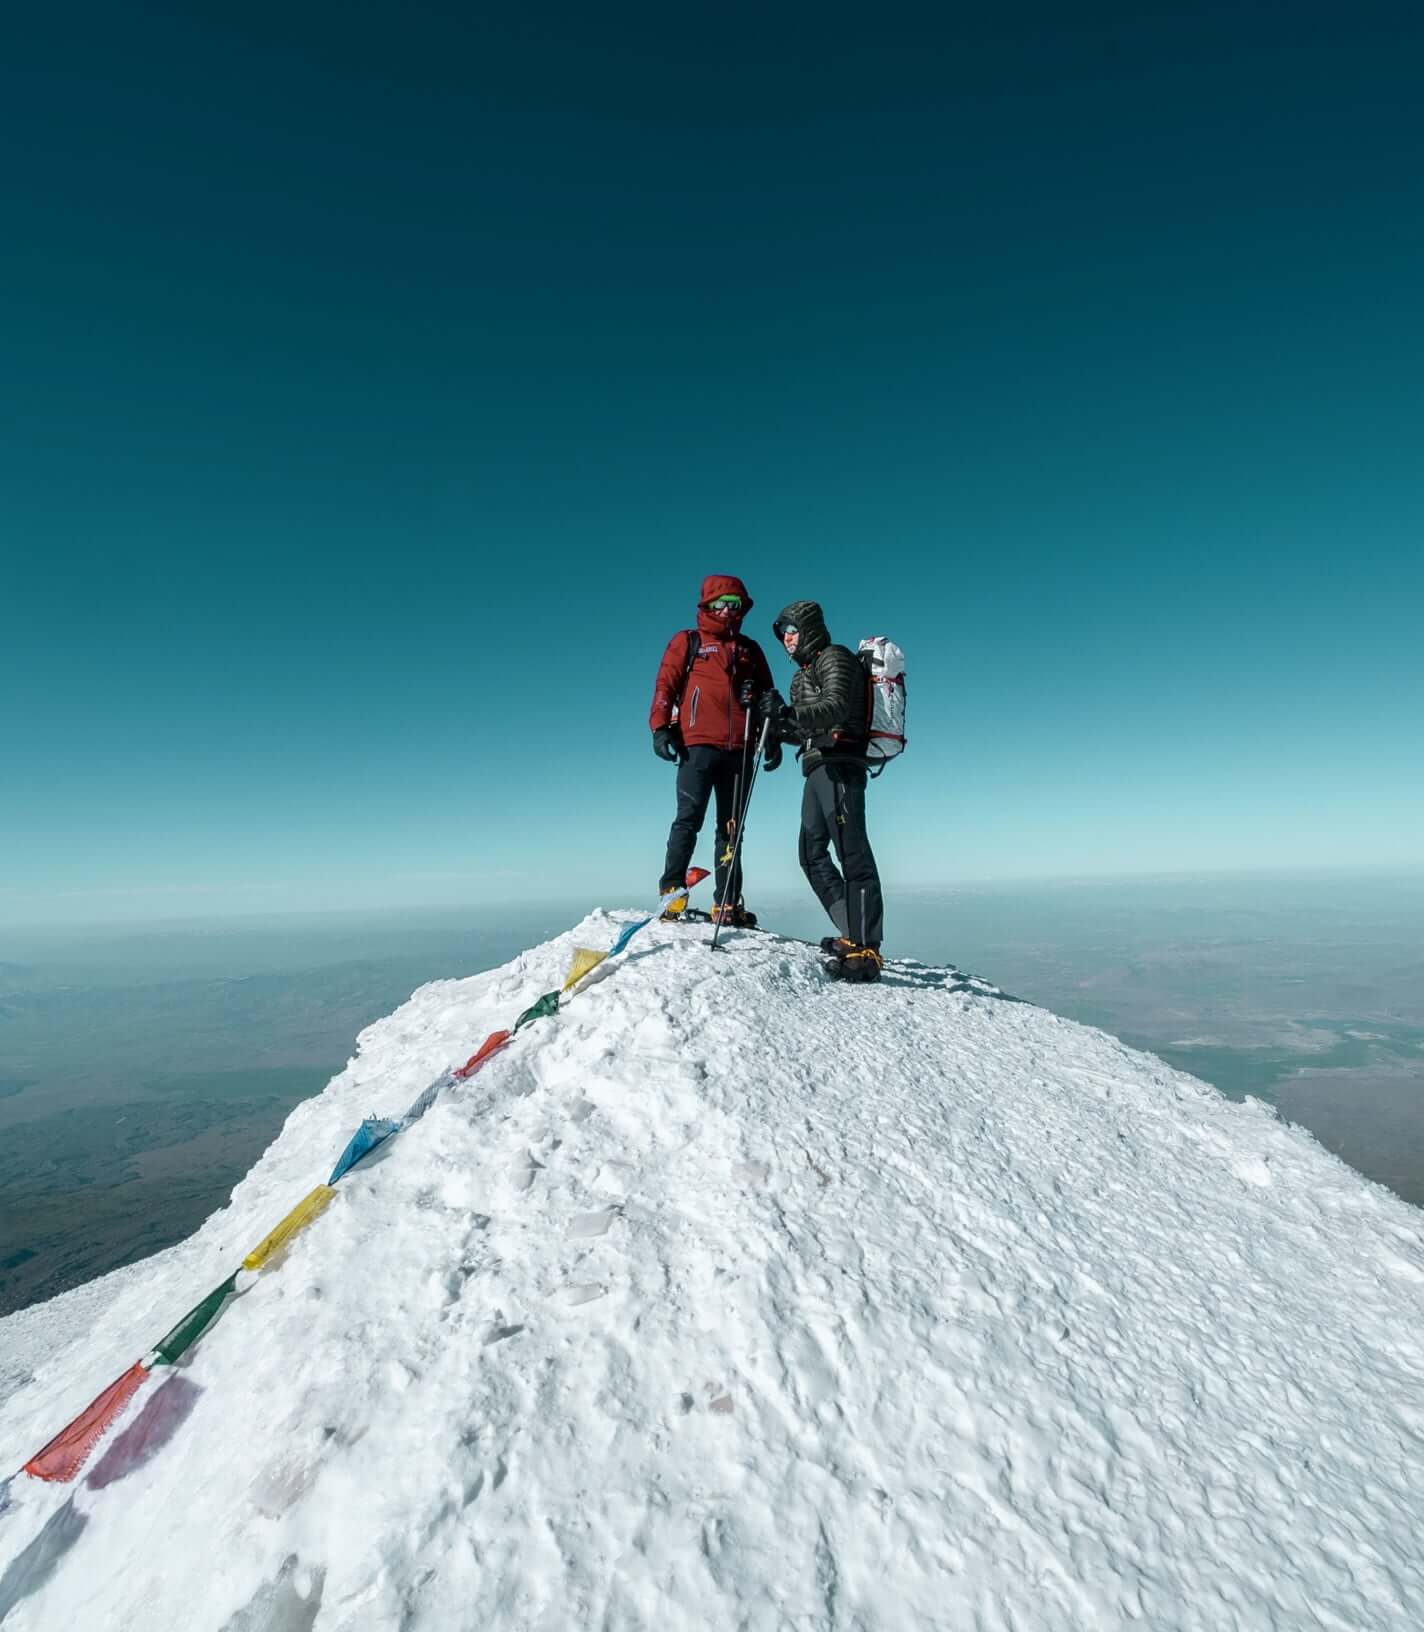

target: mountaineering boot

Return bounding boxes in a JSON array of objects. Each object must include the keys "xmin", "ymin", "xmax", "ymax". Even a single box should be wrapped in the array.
[
  {"xmin": 840, "ymin": 946, "xmax": 884, "ymax": 983},
  {"xmin": 824, "ymin": 943, "xmax": 884, "ymax": 983},
  {"xmin": 659, "ymin": 867, "xmax": 712, "ymax": 920},
  {"xmin": 820, "ymin": 936, "xmax": 855, "ymax": 957},
  {"xmin": 711, "ymin": 902, "xmax": 758, "ymax": 929}
]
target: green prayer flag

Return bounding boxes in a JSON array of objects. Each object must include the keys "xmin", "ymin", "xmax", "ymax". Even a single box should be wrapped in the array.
[
  {"xmin": 152, "ymin": 1273, "xmax": 240, "ymax": 1366},
  {"xmin": 515, "ymin": 991, "xmax": 561, "ymax": 1031}
]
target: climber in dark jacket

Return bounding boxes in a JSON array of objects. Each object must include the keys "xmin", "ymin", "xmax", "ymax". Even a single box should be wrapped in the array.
[{"xmin": 761, "ymin": 600, "xmax": 885, "ymax": 982}]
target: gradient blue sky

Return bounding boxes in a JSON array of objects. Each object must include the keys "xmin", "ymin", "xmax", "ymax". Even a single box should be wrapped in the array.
[{"xmin": 4, "ymin": 3, "xmax": 1421, "ymax": 926}]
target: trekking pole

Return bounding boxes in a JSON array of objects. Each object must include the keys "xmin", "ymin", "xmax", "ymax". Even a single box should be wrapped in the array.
[
  {"xmin": 710, "ymin": 717, "xmax": 771, "ymax": 953},
  {"xmin": 717, "ymin": 709, "xmax": 751, "ymax": 917},
  {"xmin": 711, "ymin": 712, "xmax": 750, "ymax": 930}
]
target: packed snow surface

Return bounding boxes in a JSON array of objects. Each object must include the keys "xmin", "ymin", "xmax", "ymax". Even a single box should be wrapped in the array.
[{"xmin": 2, "ymin": 911, "xmax": 1423, "ymax": 1630}]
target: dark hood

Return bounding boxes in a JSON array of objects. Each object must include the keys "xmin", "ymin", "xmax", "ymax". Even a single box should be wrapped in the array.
[{"xmin": 772, "ymin": 600, "xmax": 830, "ymax": 664}]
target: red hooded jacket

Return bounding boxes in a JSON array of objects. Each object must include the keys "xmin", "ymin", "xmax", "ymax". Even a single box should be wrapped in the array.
[{"xmin": 649, "ymin": 574, "xmax": 775, "ymax": 751}]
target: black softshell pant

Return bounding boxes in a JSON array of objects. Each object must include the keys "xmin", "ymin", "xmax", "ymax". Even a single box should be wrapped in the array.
[
  {"xmin": 661, "ymin": 745, "xmax": 750, "ymax": 904},
  {"xmin": 799, "ymin": 761, "xmax": 884, "ymax": 947}
]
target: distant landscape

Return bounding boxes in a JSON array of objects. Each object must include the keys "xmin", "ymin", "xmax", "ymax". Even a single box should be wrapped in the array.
[
  {"xmin": 896, "ymin": 873, "xmax": 1424, "ymax": 1210},
  {"xmin": 1, "ymin": 872, "xmax": 1420, "ymax": 1317},
  {"xmin": 0, "ymin": 907, "xmax": 570, "ymax": 1315}
]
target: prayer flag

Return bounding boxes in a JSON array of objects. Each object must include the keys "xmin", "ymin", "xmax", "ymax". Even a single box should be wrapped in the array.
[
  {"xmin": 23, "ymin": 1364, "xmax": 150, "ymax": 1483},
  {"xmin": 150, "ymin": 1274, "xmax": 241, "ymax": 1367},
  {"xmin": 328, "ymin": 1118, "xmax": 401, "ymax": 1185},
  {"xmin": 610, "ymin": 918, "xmax": 651, "ymax": 958},
  {"xmin": 514, "ymin": 992, "xmax": 561, "ymax": 1030},
  {"xmin": 453, "ymin": 1030, "xmax": 511, "ymax": 1080},
  {"xmin": 562, "ymin": 948, "xmax": 607, "ymax": 991},
  {"xmin": 242, "ymin": 1186, "xmax": 337, "ymax": 1273}
]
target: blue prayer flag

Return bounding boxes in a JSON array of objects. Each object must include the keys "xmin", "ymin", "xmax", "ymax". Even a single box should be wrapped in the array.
[
  {"xmin": 328, "ymin": 1118, "xmax": 401, "ymax": 1185},
  {"xmin": 611, "ymin": 917, "xmax": 652, "ymax": 958}
]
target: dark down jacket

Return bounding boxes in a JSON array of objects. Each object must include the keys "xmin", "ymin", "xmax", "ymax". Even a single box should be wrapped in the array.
[{"xmin": 771, "ymin": 600, "xmax": 868, "ymax": 776}]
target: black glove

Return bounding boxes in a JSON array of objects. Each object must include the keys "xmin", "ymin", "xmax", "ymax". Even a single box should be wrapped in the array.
[
  {"xmin": 757, "ymin": 688, "xmax": 789, "ymax": 722},
  {"xmin": 653, "ymin": 726, "xmax": 684, "ymax": 764},
  {"xmin": 763, "ymin": 740, "xmax": 783, "ymax": 773}
]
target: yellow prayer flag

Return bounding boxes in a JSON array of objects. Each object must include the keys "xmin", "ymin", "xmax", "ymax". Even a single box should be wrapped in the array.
[
  {"xmin": 562, "ymin": 947, "xmax": 607, "ymax": 992},
  {"xmin": 242, "ymin": 1185, "xmax": 337, "ymax": 1272}
]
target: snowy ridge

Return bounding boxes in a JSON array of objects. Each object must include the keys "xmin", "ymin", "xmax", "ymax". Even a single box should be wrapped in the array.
[{"xmin": 2, "ymin": 910, "xmax": 1423, "ymax": 1629}]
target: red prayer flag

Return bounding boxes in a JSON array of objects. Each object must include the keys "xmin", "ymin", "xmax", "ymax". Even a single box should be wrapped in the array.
[
  {"xmin": 24, "ymin": 1362, "xmax": 150, "ymax": 1483},
  {"xmin": 453, "ymin": 1030, "xmax": 511, "ymax": 1080}
]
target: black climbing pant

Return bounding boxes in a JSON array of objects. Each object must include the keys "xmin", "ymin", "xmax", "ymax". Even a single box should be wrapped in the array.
[
  {"xmin": 660, "ymin": 745, "xmax": 750, "ymax": 905},
  {"xmin": 798, "ymin": 761, "xmax": 884, "ymax": 947}
]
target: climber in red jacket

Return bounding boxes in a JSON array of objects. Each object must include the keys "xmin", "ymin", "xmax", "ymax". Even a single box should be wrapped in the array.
[{"xmin": 649, "ymin": 574, "xmax": 779, "ymax": 924}]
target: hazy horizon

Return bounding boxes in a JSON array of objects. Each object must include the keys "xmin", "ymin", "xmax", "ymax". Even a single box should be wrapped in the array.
[{"xmin": 6, "ymin": 860, "xmax": 1422, "ymax": 937}]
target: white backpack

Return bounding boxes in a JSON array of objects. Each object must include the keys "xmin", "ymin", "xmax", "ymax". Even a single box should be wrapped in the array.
[{"xmin": 857, "ymin": 636, "xmax": 907, "ymax": 770}]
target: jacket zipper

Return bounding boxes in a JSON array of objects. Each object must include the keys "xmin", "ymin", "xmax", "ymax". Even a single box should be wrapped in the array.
[{"xmin": 728, "ymin": 644, "xmax": 738, "ymax": 749}]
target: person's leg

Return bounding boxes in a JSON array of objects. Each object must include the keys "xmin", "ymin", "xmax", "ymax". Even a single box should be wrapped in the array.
[
  {"xmin": 660, "ymin": 748, "xmax": 717, "ymax": 892},
  {"xmin": 826, "ymin": 766, "xmax": 883, "ymax": 946},
  {"xmin": 710, "ymin": 751, "xmax": 743, "ymax": 905},
  {"xmin": 798, "ymin": 766, "xmax": 850, "ymax": 936}
]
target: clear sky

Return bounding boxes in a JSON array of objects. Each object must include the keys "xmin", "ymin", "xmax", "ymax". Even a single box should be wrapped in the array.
[{"xmin": 4, "ymin": 3, "xmax": 1421, "ymax": 926}]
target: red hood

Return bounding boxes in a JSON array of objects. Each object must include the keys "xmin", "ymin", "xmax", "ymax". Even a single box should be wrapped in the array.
[
  {"xmin": 698, "ymin": 573, "xmax": 752, "ymax": 611},
  {"xmin": 696, "ymin": 573, "xmax": 752, "ymax": 638}
]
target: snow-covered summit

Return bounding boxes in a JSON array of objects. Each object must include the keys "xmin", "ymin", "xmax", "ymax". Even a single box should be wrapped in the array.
[{"xmin": 2, "ymin": 910, "xmax": 1422, "ymax": 1629}]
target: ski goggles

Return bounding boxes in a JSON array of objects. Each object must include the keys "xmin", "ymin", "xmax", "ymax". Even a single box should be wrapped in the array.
[{"xmin": 706, "ymin": 594, "xmax": 743, "ymax": 610}]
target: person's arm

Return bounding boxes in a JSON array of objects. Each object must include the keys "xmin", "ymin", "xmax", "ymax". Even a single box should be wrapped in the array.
[
  {"xmin": 746, "ymin": 643, "xmax": 785, "ymax": 768},
  {"xmin": 789, "ymin": 646, "xmax": 863, "ymax": 731},
  {"xmin": 649, "ymin": 634, "xmax": 690, "ymax": 733}
]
